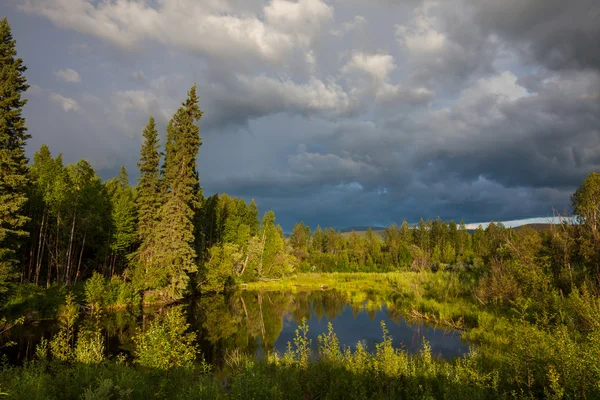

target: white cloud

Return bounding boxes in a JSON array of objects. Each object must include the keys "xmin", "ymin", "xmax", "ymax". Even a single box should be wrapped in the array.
[
  {"xmin": 454, "ymin": 71, "xmax": 529, "ymax": 118},
  {"xmin": 264, "ymin": 0, "xmax": 333, "ymax": 46},
  {"xmin": 55, "ymin": 68, "xmax": 81, "ymax": 83},
  {"xmin": 49, "ymin": 93, "xmax": 81, "ymax": 112},
  {"xmin": 113, "ymin": 90, "xmax": 171, "ymax": 122},
  {"xmin": 19, "ymin": 0, "xmax": 332, "ymax": 64},
  {"xmin": 236, "ymin": 74, "xmax": 356, "ymax": 115},
  {"xmin": 288, "ymin": 150, "xmax": 379, "ymax": 180},
  {"xmin": 341, "ymin": 52, "xmax": 396, "ymax": 82},
  {"xmin": 340, "ymin": 52, "xmax": 433, "ymax": 106},
  {"xmin": 376, "ymin": 84, "xmax": 434, "ymax": 105},
  {"xmin": 396, "ymin": 15, "xmax": 447, "ymax": 54}
]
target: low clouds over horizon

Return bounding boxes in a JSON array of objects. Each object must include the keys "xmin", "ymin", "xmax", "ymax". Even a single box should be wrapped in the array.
[{"xmin": 2, "ymin": 0, "xmax": 599, "ymax": 230}]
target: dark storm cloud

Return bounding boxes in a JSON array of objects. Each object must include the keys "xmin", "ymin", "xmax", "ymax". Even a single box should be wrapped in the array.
[
  {"xmin": 414, "ymin": 70, "xmax": 600, "ymax": 191},
  {"xmin": 473, "ymin": 0, "xmax": 600, "ymax": 71},
  {"xmin": 6, "ymin": 0, "xmax": 600, "ymax": 230}
]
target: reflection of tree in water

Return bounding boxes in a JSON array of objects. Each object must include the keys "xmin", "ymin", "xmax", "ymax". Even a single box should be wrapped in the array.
[
  {"xmin": 310, "ymin": 291, "xmax": 348, "ymax": 321},
  {"xmin": 189, "ymin": 290, "xmax": 359, "ymax": 357},
  {"xmin": 189, "ymin": 291, "xmax": 297, "ymax": 358},
  {"xmin": 291, "ymin": 291, "xmax": 311, "ymax": 323},
  {"xmin": 100, "ymin": 310, "xmax": 140, "ymax": 356}
]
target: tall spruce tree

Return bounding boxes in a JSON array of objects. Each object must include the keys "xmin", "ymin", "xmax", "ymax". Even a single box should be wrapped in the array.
[
  {"xmin": 150, "ymin": 85, "xmax": 203, "ymax": 300},
  {"xmin": 136, "ymin": 116, "xmax": 161, "ymax": 242},
  {"xmin": 131, "ymin": 116, "xmax": 162, "ymax": 287},
  {"xmin": 0, "ymin": 18, "xmax": 30, "ymax": 292}
]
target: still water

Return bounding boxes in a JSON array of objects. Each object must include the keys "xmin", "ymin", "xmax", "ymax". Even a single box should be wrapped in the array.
[{"xmin": 2, "ymin": 290, "xmax": 469, "ymax": 365}]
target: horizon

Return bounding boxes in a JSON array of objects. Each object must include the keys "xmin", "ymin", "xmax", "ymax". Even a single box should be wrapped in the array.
[{"xmin": 2, "ymin": 0, "xmax": 598, "ymax": 231}]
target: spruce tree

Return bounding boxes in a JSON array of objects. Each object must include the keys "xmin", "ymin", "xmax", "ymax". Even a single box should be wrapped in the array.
[
  {"xmin": 247, "ymin": 199, "xmax": 259, "ymax": 236},
  {"xmin": 136, "ymin": 116, "xmax": 161, "ymax": 242},
  {"xmin": 151, "ymin": 84, "xmax": 203, "ymax": 300},
  {"xmin": 131, "ymin": 117, "xmax": 162, "ymax": 287},
  {"xmin": 0, "ymin": 18, "xmax": 30, "ymax": 292}
]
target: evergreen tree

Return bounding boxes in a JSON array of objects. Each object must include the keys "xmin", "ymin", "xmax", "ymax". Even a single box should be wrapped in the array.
[
  {"xmin": 289, "ymin": 222, "xmax": 311, "ymax": 260},
  {"xmin": 0, "ymin": 18, "xmax": 30, "ymax": 292},
  {"xmin": 312, "ymin": 226, "xmax": 325, "ymax": 253},
  {"xmin": 247, "ymin": 199, "xmax": 259, "ymax": 236},
  {"xmin": 131, "ymin": 117, "xmax": 161, "ymax": 287},
  {"xmin": 399, "ymin": 220, "xmax": 411, "ymax": 244},
  {"xmin": 150, "ymin": 85, "xmax": 203, "ymax": 300},
  {"xmin": 136, "ymin": 116, "xmax": 161, "ymax": 244}
]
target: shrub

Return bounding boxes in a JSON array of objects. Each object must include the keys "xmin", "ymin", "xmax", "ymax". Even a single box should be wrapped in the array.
[
  {"xmin": 49, "ymin": 292, "xmax": 78, "ymax": 362},
  {"xmin": 133, "ymin": 306, "xmax": 200, "ymax": 370},
  {"xmin": 84, "ymin": 272, "xmax": 106, "ymax": 310}
]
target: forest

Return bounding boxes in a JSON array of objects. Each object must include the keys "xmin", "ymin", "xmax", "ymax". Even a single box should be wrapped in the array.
[{"xmin": 2, "ymin": 16, "xmax": 600, "ymax": 399}]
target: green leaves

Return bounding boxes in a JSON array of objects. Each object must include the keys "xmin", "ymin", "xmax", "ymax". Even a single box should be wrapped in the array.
[
  {"xmin": 0, "ymin": 18, "xmax": 30, "ymax": 292},
  {"xmin": 134, "ymin": 306, "xmax": 199, "ymax": 370},
  {"xmin": 138, "ymin": 85, "xmax": 203, "ymax": 300}
]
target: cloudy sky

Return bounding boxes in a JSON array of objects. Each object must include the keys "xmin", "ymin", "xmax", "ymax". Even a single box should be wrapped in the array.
[{"xmin": 2, "ymin": 0, "xmax": 599, "ymax": 230}]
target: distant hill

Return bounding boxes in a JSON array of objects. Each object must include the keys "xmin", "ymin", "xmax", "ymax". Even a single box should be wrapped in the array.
[
  {"xmin": 512, "ymin": 223, "xmax": 555, "ymax": 232},
  {"xmin": 467, "ymin": 223, "xmax": 555, "ymax": 234}
]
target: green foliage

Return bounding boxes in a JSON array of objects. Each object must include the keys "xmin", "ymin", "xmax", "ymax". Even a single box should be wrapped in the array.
[
  {"xmin": 145, "ymin": 85, "xmax": 203, "ymax": 300},
  {"xmin": 105, "ymin": 166, "xmax": 137, "ymax": 272},
  {"xmin": 74, "ymin": 309, "xmax": 105, "ymax": 365},
  {"xmin": 260, "ymin": 211, "xmax": 294, "ymax": 278},
  {"xmin": 133, "ymin": 306, "xmax": 199, "ymax": 370},
  {"xmin": 132, "ymin": 116, "xmax": 162, "ymax": 290},
  {"xmin": 0, "ymin": 18, "xmax": 30, "ymax": 293},
  {"xmin": 84, "ymin": 272, "xmax": 139, "ymax": 310},
  {"xmin": 49, "ymin": 292, "xmax": 78, "ymax": 362},
  {"xmin": 199, "ymin": 243, "xmax": 241, "ymax": 293}
]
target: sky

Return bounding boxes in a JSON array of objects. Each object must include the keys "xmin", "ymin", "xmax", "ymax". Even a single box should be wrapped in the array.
[{"xmin": 2, "ymin": 0, "xmax": 599, "ymax": 231}]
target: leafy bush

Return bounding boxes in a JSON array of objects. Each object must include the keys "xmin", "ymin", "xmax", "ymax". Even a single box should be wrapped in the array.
[
  {"xmin": 84, "ymin": 272, "xmax": 139, "ymax": 310},
  {"xmin": 84, "ymin": 272, "xmax": 105, "ymax": 309},
  {"xmin": 133, "ymin": 306, "xmax": 200, "ymax": 370},
  {"xmin": 49, "ymin": 292, "xmax": 78, "ymax": 362},
  {"xmin": 74, "ymin": 310, "xmax": 105, "ymax": 365}
]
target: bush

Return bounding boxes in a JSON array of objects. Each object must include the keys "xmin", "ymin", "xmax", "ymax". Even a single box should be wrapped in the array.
[
  {"xmin": 84, "ymin": 272, "xmax": 105, "ymax": 309},
  {"xmin": 84, "ymin": 272, "xmax": 139, "ymax": 310},
  {"xmin": 133, "ymin": 306, "xmax": 201, "ymax": 370}
]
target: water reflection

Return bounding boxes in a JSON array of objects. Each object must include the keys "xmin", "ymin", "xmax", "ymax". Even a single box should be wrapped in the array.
[
  {"xmin": 2, "ymin": 290, "xmax": 468, "ymax": 365},
  {"xmin": 189, "ymin": 290, "xmax": 468, "ymax": 364}
]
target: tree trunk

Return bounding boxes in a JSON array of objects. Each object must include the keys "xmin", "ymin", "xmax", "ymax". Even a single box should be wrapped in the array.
[
  {"xmin": 65, "ymin": 213, "xmax": 76, "ymax": 284},
  {"xmin": 258, "ymin": 292, "xmax": 266, "ymax": 345},
  {"xmin": 55, "ymin": 212, "xmax": 61, "ymax": 285},
  {"xmin": 35, "ymin": 211, "xmax": 47, "ymax": 286},
  {"xmin": 259, "ymin": 230, "xmax": 266, "ymax": 277},
  {"xmin": 239, "ymin": 251, "xmax": 250, "ymax": 276},
  {"xmin": 75, "ymin": 231, "xmax": 86, "ymax": 284},
  {"xmin": 27, "ymin": 226, "xmax": 37, "ymax": 282}
]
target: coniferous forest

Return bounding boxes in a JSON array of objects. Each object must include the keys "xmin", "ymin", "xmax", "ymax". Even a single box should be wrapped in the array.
[{"xmin": 2, "ymin": 16, "xmax": 600, "ymax": 399}]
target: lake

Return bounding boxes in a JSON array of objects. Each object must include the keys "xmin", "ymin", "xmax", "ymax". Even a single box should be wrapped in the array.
[{"xmin": 1, "ymin": 289, "xmax": 469, "ymax": 365}]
